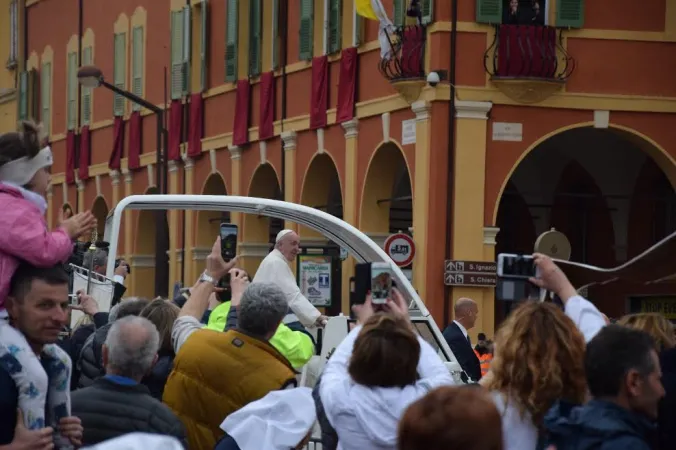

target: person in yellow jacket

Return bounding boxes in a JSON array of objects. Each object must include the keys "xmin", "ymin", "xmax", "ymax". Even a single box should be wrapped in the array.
[
  {"xmin": 205, "ymin": 300, "xmax": 315, "ymax": 369},
  {"xmin": 163, "ymin": 238, "xmax": 298, "ymax": 450}
]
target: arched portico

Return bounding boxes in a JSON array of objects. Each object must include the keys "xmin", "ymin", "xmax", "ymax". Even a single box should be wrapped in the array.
[
  {"xmin": 494, "ymin": 124, "xmax": 676, "ymax": 319},
  {"xmin": 193, "ymin": 173, "xmax": 229, "ymax": 278},
  {"xmin": 241, "ymin": 163, "xmax": 282, "ymax": 275},
  {"xmin": 130, "ymin": 186, "xmax": 158, "ymax": 299}
]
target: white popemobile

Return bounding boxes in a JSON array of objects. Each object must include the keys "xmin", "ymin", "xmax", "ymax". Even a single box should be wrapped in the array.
[{"xmin": 101, "ymin": 194, "xmax": 466, "ymax": 385}]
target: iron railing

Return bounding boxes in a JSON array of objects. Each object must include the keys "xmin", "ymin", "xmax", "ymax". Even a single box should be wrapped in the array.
[
  {"xmin": 379, "ymin": 24, "xmax": 427, "ymax": 81},
  {"xmin": 484, "ymin": 24, "xmax": 575, "ymax": 81}
]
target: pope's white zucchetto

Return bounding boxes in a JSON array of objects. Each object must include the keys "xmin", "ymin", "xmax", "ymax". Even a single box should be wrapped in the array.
[{"xmin": 275, "ymin": 229, "xmax": 295, "ymax": 243}]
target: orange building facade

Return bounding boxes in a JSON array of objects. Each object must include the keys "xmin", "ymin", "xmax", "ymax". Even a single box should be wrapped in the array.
[{"xmin": 21, "ymin": 0, "xmax": 676, "ymax": 336}]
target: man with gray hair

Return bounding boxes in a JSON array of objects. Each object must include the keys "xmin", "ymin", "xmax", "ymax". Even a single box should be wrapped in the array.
[
  {"xmin": 71, "ymin": 316, "xmax": 186, "ymax": 447},
  {"xmin": 164, "ymin": 238, "xmax": 297, "ymax": 450},
  {"xmin": 82, "ymin": 246, "xmax": 129, "ymax": 307}
]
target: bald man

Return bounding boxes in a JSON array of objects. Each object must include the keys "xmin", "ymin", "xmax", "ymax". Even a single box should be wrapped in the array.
[
  {"xmin": 252, "ymin": 229, "xmax": 327, "ymax": 328},
  {"xmin": 442, "ymin": 298, "xmax": 482, "ymax": 382}
]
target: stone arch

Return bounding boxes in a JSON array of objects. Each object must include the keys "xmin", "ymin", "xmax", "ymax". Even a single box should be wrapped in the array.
[
  {"xmin": 91, "ymin": 196, "xmax": 109, "ymax": 239},
  {"xmin": 131, "ymin": 186, "xmax": 158, "ymax": 299},
  {"xmin": 242, "ymin": 164, "xmax": 282, "ymax": 275},
  {"xmin": 492, "ymin": 123, "xmax": 676, "ymax": 225},
  {"xmin": 359, "ymin": 142, "xmax": 413, "ymax": 248},
  {"xmin": 299, "ymin": 153, "xmax": 343, "ymax": 240},
  {"xmin": 196, "ymin": 172, "xmax": 229, "ymax": 249}
]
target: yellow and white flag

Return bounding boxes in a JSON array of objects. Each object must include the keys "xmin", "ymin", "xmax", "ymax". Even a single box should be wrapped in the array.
[{"xmin": 355, "ymin": 0, "xmax": 395, "ymax": 59}]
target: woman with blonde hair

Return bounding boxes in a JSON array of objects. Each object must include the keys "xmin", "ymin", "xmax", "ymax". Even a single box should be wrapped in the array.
[
  {"xmin": 139, "ymin": 298, "xmax": 180, "ymax": 399},
  {"xmin": 617, "ymin": 313, "xmax": 674, "ymax": 352}
]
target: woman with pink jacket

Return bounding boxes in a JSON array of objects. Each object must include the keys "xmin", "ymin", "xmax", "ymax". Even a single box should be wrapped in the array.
[{"xmin": 0, "ymin": 121, "xmax": 96, "ymax": 434}]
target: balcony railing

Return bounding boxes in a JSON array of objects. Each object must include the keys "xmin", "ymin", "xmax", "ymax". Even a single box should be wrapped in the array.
[
  {"xmin": 484, "ymin": 24, "xmax": 575, "ymax": 81},
  {"xmin": 379, "ymin": 24, "xmax": 427, "ymax": 82}
]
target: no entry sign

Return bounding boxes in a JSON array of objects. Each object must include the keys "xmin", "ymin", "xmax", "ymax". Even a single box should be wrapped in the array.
[{"xmin": 384, "ymin": 233, "xmax": 416, "ymax": 267}]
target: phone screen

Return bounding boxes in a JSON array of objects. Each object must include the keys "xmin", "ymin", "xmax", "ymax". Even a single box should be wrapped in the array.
[
  {"xmin": 500, "ymin": 254, "xmax": 537, "ymax": 279},
  {"xmin": 371, "ymin": 263, "xmax": 392, "ymax": 305},
  {"xmin": 220, "ymin": 223, "xmax": 238, "ymax": 261}
]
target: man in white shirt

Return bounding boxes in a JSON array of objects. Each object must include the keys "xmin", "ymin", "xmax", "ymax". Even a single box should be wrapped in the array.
[
  {"xmin": 83, "ymin": 247, "xmax": 128, "ymax": 307},
  {"xmin": 252, "ymin": 229, "xmax": 327, "ymax": 328}
]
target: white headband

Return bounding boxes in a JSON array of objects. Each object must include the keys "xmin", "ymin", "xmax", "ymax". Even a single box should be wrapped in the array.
[
  {"xmin": 0, "ymin": 146, "xmax": 53, "ymax": 186},
  {"xmin": 276, "ymin": 229, "xmax": 295, "ymax": 243}
]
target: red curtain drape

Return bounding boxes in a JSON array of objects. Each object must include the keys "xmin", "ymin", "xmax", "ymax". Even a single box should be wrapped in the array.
[
  {"xmin": 310, "ymin": 55, "xmax": 329, "ymax": 130},
  {"xmin": 78, "ymin": 126, "xmax": 91, "ymax": 181},
  {"xmin": 497, "ymin": 25, "xmax": 556, "ymax": 78},
  {"xmin": 259, "ymin": 72, "xmax": 275, "ymax": 141},
  {"xmin": 109, "ymin": 117, "xmax": 125, "ymax": 170},
  {"xmin": 233, "ymin": 80, "xmax": 251, "ymax": 146},
  {"xmin": 401, "ymin": 27, "xmax": 424, "ymax": 78},
  {"xmin": 187, "ymin": 94, "xmax": 204, "ymax": 158},
  {"xmin": 66, "ymin": 131, "xmax": 76, "ymax": 184},
  {"xmin": 168, "ymin": 100, "xmax": 183, "ymax": 161},
  {"xmin": 127, "ymin": 113, "xmax": 140, "ymax": 170},
  {"xmin": 336, "ymin": 47, "xmax": 358, "ymax": 123}
]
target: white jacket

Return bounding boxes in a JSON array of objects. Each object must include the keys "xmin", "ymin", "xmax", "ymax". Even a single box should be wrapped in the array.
[
  {"xmin": 320, "ymin": 324, "xmax": 455, "ymax": 450},
  {"xmin": 252, "ymin": 249, "xmax": 321, "ymax": 327}
]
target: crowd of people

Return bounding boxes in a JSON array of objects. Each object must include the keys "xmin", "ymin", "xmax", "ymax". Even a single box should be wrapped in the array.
[{"xmin": 0, "ymin": 120, "xmax": 675, "ymax": 450}]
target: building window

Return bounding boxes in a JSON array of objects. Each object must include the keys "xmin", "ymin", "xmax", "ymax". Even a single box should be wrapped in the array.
[
  {"xmin": 200, "ymin": 0, "xmax": 209, "ymax": 91},
  {"xmin": 394, "ymin": 0, "xmax": 433, "ymax": 26},
  {"xmin": 299, "ymin": 0, "xmax": 314, "ymax": 61},
  {"xmin": 249, "ymin": 0, "xmax": 262, "ymax": 77},
  {"xmin": 18, "ymin": 71, "xmax": 28, "ymax": 120},
  {"xmin": 66, "ymin": 52, "xmax": 77, "ymax": 130},
  {"xmin": 225, "ymin": 0, "xmax": 238, "ymax": 82},
  {"xmin": 82, "ymin": 46, "xmax": 93, "ymax": 124},
  {"xmin": 8, "ymin": 0, "xmax": 18, "ymax": 69},
  {"xmin": 170, "ymin": 7, "xmax": 190, "ymax": 99},
  {"xmin": 131, "ymin": 26, "xmax": 143, "ymax": 110},
  {"xmin": 327, "ymin": 0, "xmax": 342, "ymax": 54},
  {"xmin": 41, "ymin": 62, "xmax": 51, "ymax": 136},
  {"xmin": 113, "ymin": 33, "xmax": 126, "ymax": 116}
]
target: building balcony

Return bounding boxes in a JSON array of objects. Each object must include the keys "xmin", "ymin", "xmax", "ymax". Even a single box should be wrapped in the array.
[
  {"xmin": 484, "ymin": 24, "xmax": 575, "ymax": 104},
  {"xmin": 379, "ymin": 24, "xmax": 427, "ymax": 104}
]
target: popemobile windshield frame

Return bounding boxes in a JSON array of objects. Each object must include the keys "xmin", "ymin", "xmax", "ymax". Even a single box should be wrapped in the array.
[{"xmin": 104, "ymin": 194, "xmax": 461, "ymax": 367}]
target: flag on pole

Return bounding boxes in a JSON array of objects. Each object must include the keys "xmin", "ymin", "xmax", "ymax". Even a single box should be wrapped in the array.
[{"xmin": 355, "ymin": 0, "xmax": 396, "ymax": 59}]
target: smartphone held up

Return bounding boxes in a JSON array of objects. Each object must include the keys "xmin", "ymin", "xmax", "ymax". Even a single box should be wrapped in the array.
[
  {"xmin": 496, "ymin": 253, "xmax": 542, "ymax": 302},
  {"xmin": 220, "ymin": 223, "xmax": 238, "ymax": 262}
]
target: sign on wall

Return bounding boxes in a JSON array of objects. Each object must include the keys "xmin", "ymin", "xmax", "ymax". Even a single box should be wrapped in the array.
[
  {"xmin": 492, "ymin": 122, "xmax": 523, "ymax": 142},
  {"xmin": 444, "ymin": 260, "xmax": 498, "ymax": 287},
  {"xmin": 298, "ymin": 255, "xmax": 332, "ymax": 307},
  {"xmin": 402, "ymin": 119, "xmax": 416, "ymax": 145},
  {"xmin": 384, "ymin": 233, "xmax": 416, "ymax": 267}
]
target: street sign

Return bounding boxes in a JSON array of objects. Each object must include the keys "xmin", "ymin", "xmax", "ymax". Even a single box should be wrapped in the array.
[
  {"xmin": 384, "ymin": 233, "xmax": 416, "ymax": 267},
  {"xmin": 445, "ymin": 260, "xmax": 497, "ymax": 274},
  {"xmin": 444, "ymin": 272, "xmax": 498, "ymax": 287}
]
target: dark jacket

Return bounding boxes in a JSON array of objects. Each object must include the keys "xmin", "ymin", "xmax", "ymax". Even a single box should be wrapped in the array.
[
  {"xmin": 58, "ymin": 312, "xmax": 109, "ymax": 390},
  {"xmin": 312, "ymin": 376, "xmax": 338, "ymax": 450},
  {"xmin": 214, "ymin": 434, "xmax": 240, "ymax": 450},
  {"xmin": 0, "ymin": 367, "xmax": 18, "ymax": 445},
  {"xmin": 545, "ymin": 399, "xmax": 656, "ymax": 450},
  {"xmin": 141, "ymin": 351, "xmax": 175, "ymax": 400},
  {"xmin": 71, "ymin": 376, "xmax": 186, "ymax": 447},
  {"xmin": 658, "ymin": 347, "xmax": 676, "ymax": 450},
  {"xmin": 76, "ymin": 322, "xmax": 112, "ymax": 388},
  {"xmin": 441, "ymin": 322, "xmax": 481, "ymax": 382}
]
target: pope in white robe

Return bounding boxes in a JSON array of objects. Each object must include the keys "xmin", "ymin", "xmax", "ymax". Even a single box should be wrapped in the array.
[{"xmin": 252, "ymin": 229, "xmax": 328, "ymax": 327}]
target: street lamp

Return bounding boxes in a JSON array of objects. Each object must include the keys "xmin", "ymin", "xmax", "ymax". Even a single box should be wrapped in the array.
[{"xmin": 77, "ymin": 65, "xmax": 170, "ymax": 298}]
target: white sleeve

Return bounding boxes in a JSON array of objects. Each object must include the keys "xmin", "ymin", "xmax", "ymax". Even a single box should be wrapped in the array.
[
  {"xmin": 320, "ymin": 325, "xmax": 361, "ymax": 423},
  {"xmin": 171, "ymin": 316, "xmax": 203, "ymax": 354},
  {"xmin": 565, "ymin": 295, "xmax": 606, "ymax": 343},
  {"xmin": 278, "ymin": 263, "xmax": 320, "ymax": 326},
  {"xmin": 415, "ymin": 337, "xmax": 455, "ymax": 389}
]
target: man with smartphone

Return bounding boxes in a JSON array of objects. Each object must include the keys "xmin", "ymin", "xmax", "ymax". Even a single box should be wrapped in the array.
[{"xmin": 253, "ymin": 229, "xmax": 328, "ymax": 328}]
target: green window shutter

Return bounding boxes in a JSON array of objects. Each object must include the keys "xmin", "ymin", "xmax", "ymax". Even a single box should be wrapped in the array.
[
  {"xmin": 475, "ymin": 0, "xmax": 502, "ymax": 24},
  {"xmin": 225, "ymin": 0, "xmax": 238, "ymax": 82},
  {"xmin": 393, "ymin": 0, "xmax": 405, "ymax": 27},
  {"xmin": 28, "ymin": 69, "xmax": 39, "ymax": 121},
  {"xmin": 354, "ymin": 9, "xmax": 363, "ymax": 46},
  {"xmin": 249, "ymin": 0, "xmax": 261, "ymax": 77},
  {"xmin": 421, "ymin": 0, "xmax": 433, "ymax": 24},
  {"xmin": 82, "ymin": 47, "xmax": 92, "ymax": 124},
  {"xmin": 67, "ymin": 52, "xmax": 77, "ymax": 130},
  {"xmin": 556, "ymin": 0, "xmax": 584, "ymax": 28},
  {"xmin": 41, "ymin": 62, "xmax": 51, "ymax": 136},
  {"xmin": 200, "ymin": 0, "xmax": 209, "ymax": 91},
  {"xmin": 18, "ymin": 71, "xmax": 27, "ymax": 121},
  {"xmin": 170, "ymin": 10, "xmax": 185, "ymax": 99},
  {"xmin": 299, "ymin": 0, "xmax": 314, "ymax": 61},
  {"xmin": 272, "ymin": 0, "xmax": 279, "ymax": 70},
  {"xmin": 131, "ymin": 27, "xmax": 143, "ymax": 111},
  {"xmin": 328, "ymin": 0, "xmax": 342, "ymax": 54},
  {"xmin": 182, "ymin": 5, "xmax": 191, "ymax": 95},
  {"xmin": 113, "ymin": 33, "xmax": 126, "ymax": 116}
]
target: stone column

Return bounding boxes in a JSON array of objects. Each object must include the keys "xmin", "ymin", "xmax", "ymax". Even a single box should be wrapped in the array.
[
  {"xmin": 281, "ymin": 131, "xmax": 297, "ymax": 233},
  {"xmin": 229, "ymin": 146, "xmax": 242, "ymax": 229},
  {"xmin": 182, "ymin": 155, "xmax": 195, "ymax": 283},
  {"xmin": 46, "ymin": 184, "xmax": 54, "ymax": 230},
  {"xmin": 110, "ymin": 170, "xmax": 121, "ymax": 207},
  {"xmin": 341, "ymin": 118, "xmax": 359, "ymax": 315},
  {"xmin": 451, "ymin": 99, "xmax": 494, "ymax": 338},
  {"xmin": 411, "ymin": 100, "xmax": 431, "ymax": 301},
  {"xmin": 122, "ymin": 169, "xmax": 134, "ymax": 289},
  {"xmin": 168, "ymin": 160, "xmax": 180, "ymax": 292}
]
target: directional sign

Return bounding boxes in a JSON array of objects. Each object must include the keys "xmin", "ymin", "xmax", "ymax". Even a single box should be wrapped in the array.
[
  {"xmin": 445, "ymin": 260, "xmax": 497, "ymax": 274},
  {"xmin": 384, "ymin": 233, "xmax": 416, "ymax": 267},
  {"xmin": 444, "ymin": 272, "xmax": 498, "ymax": 287}
]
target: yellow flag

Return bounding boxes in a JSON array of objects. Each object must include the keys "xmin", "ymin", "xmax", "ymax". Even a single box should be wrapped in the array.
[{"xmin": 355, "ymin": 0, "xmax": 379, "ymax": 21}]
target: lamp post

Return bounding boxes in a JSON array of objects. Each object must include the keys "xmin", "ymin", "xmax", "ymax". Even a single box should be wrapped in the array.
[{"xmin": 77, "ymin": 65, "xmax": 170, "ymax": 298}]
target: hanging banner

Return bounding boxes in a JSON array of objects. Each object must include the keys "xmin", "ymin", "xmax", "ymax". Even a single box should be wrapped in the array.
[{"xmin": 298, "ymin": 255, "xmax": 332, "ymax": 307}]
